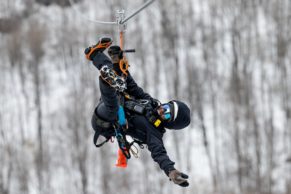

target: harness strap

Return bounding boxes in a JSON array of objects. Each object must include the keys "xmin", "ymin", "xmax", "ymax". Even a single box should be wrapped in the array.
[
  {"xmin": 92, "ymin": 112, "xmax": 112, "ymax": 129},
  {"xmin": 114, "ymin": 123, "xmax": 131, "ymax": 159},
  {"xmin": 115, "ymin": 106, "xmax": 132, "ymax": 159},
  {"xmin": 93, "ymin": 132, "xmax": 110, "ymax": 147}
]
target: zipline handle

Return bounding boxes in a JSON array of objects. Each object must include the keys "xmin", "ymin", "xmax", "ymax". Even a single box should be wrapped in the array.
[{"xmin": 123, "ymin": 49, "xmax": 136, "ymax": 53}]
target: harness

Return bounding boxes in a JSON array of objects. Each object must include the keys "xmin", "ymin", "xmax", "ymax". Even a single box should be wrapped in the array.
[
  {"xmin": 92, "ymin": 94, "xmax": 147, "ymax": 156},
  {"xmin": 93, "ymin": 70, "xmax": 163, "ymax": 158},
  {"xmin": 92, "ymin": 96, "xmax": 163, "ymax": 151}
]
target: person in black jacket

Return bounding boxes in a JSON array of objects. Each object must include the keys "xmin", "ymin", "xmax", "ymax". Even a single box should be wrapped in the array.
[{"xmin": 86, "ymin": 37, "xmax": 191, "ymax": 187}]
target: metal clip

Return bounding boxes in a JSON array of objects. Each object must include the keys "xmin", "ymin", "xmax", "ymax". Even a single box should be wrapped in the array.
[{"xmin": 130, "ymin": 144, "xmax": 139, "ymax": 158}]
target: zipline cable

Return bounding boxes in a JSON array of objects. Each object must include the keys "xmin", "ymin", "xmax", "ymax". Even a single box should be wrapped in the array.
[
  {"xmin": 68, "ymin": 0, "xmax": 117, "ymax": 25},
  {"xmin": 68, "ymin": 0, "xmax": 156, "ymax": 54},
  {"xmin": 68, "ymin": 0, "xmax": 156, "ymax": 25},
  {"xmin": 120, "ymin": 0, "xmax": 156, "ymax": 24},
  {"xmin": 118, "ymin": 0, "xmax": 156, "ymax": 48}
]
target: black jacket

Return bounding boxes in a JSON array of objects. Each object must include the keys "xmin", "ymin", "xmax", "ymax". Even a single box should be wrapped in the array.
[
  {"xmin": 93, "ymin": 52, "xmax": 153, "ymax": 121},
  {"xmin": 92, "ymin": 52, "xmax": 175, "ymax": 175}
]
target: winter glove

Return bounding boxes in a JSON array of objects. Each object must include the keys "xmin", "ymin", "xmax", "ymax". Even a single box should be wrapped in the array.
[
  {"xmin": 85, "ymin": 37, "xmax": 113, "ymax": 60},
  {"xmin": 108, "ymin": 45, "xmax": 124, "ymax": 59},
  {"xmin": 100, "ymin": 65, "xmax": 127, "ymax": 92},
  {"xmin": 168, "ymin": 169, "xmax": 189, "ymax": 187}
]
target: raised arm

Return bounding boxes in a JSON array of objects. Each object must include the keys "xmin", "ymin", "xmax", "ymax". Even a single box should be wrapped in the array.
[{"xmin": 126, "ymin": 73, "xmax": 153, "ymax": 100}]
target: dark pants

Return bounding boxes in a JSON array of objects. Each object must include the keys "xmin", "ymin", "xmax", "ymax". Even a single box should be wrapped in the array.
[{"xmin": 94, "ymin": 102, "xmax": 175, "ymax": 175}]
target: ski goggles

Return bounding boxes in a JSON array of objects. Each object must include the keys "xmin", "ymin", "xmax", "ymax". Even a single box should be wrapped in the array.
[{"xmin": 160, "ymin": 104, "xmax": 171, "ymax": 120}]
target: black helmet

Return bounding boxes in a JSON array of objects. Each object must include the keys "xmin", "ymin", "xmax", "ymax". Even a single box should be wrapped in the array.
[{"xmin": 162, "ymin": 100, "xmax": 191, "ymax": 130}]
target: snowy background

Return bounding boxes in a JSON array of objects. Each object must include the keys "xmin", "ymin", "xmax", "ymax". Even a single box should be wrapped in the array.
[{"xmin": 0, "ymin": 0, "xmax": 291, "ymax": 194}]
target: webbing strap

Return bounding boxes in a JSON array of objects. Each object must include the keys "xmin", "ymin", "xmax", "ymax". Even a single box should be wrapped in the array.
[{"xmin": 93, "ymin": 132, "xmax": 110, "ymax": 147}]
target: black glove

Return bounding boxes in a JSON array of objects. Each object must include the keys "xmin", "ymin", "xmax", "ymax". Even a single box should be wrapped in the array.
[
  {"xmin": 151, "ymin": 98, "xmax": 161, "ymax": 108},
  {"xmin": 169, "ymin": 169, "xmax": 189, "ymax": 187},
  {"xmin": 100, "ymin": 65, "xmax": 127, "ymax": 92},
  {"xmin": 108, "ymin": 45, "xmax": 124, "ymax": 59}
]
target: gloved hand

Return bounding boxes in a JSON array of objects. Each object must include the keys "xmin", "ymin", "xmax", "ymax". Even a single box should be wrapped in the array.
[
  {"xmin": 85, "ymin": 37, "xmax": 113, "ymax": 60},
  {"xmin": 100, "ymin": 65, "xmax": 127, "ymax": 92},
  {"xmin": 108, "ymin": 48, "xmax": 124, "ymax": 59},
  {"xmin": 151, "ymin": 98, "xmax": 161, "ymax": 108},
  {"xmin": 168, "ymin": 169, "xmax": 189, "ymax": 187}
]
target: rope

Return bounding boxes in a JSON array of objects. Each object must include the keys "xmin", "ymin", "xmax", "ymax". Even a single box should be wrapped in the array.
[
  {"xmin": 68, "ymin": 0, "xmax": 117, "ymax": 25},
  {"xmin": 119, "ymin": 31, "xmax": 124, "ymax": 49}
]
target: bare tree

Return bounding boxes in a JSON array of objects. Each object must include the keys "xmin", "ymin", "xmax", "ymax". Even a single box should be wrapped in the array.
[
  {"xmin": 230, "ymin": 15, "xmax": 243, "ymax": 193},
  {"xmin": 27, "ymin": 19, "xmax": 47, "ymax": 194},
  {"xmin": 0, "ymin": 143, "xmax": 13, "ymax": 194}
]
